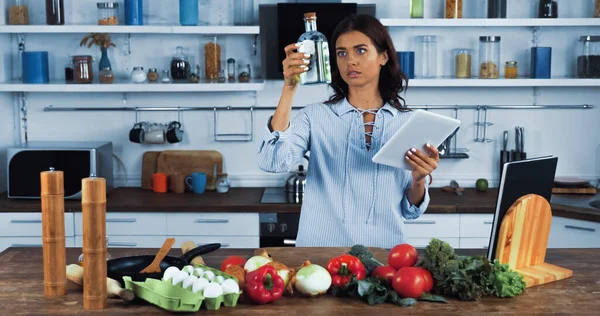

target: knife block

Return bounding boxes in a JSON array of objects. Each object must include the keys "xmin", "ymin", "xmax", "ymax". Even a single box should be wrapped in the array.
[{"xmin": 495, "ymin": 194, "xmax": 573, "ymax": 288}]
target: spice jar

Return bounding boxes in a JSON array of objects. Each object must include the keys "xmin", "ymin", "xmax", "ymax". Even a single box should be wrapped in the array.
[
  {"xmin": 216, "ymin": 173, "xmax": 230, "ymax": 194},
  {"xmin": 204, "ymin": 37, "xmax": 222, "ymax": 81},
  {"xmin": 131, "ymin": 66, "xmax": 147, "ymax": 83},
  {"xmin": 453, "ymin": 49, "xmax": 473, "ymax": 78},
  {"xmin": 162, "ymin": 69, "xmax": 171, "ymax": 83},
  {"xmin": 9, "ymin": 0, "xmax": 29, "ymax": 25},
  {"xmin": 410, "ymin": 0, "xmax": 424, "ymax": 18},
  {"xmin": 99, "ymin": 67, "xmax": 115, "ymax": 84},
  {"xmin": 577, "ymin": 36, "xmax": 600, "ymax": 78},
  {"xmin": 238, "ymin": 63, "xmax": 251, "ymax": 82},
  {"xmin": 595, "ymin": 0, "xmax": 600, "ymax": 18},
  {"xmin": 504, "ymin": 61, "xmax": 518, "ymax": 79},
  {"xmin": 227, "ymin": 58, "xmax": 236, "ymax": 81},
  {"xmin": 97, "ymin": 2, "xmax": 119, "ymax": 25},
  {"xmin": 479, "ymin": 36, "xmax": 501, "ymax": 79},
  {"xmin": 171, "ymin": 46, "xmax": 190, "ymax": 82},
  {"xmin": 72, "ymin": 55, "xmax": 93, "ymax": 84},
  {"xmin": 445, "ymin": 0, "xmax": 462, "ymax": 19},
  {"xmin": 147, "ymin": 68, "xmax": 158, "ymax": 82},
  {"xmin": 45, "ymin": 0, "xmax": 64, "ymax": 25},
  {"xmin": 538, "ymin": 0, "xmax": 558, "ymax": 18}
]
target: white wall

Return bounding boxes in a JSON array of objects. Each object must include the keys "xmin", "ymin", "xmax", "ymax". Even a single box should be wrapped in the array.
[
  {"xmin": 1, "ymin": 0, "xmax": 599, "ymax": 190},
  {"xmin": 0, "ymin": 31, "xmax": 13, "ymax": 193}
]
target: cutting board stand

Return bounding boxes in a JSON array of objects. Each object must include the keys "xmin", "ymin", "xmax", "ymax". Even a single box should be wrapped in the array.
[{"xmin": 495, "ymin": 194, "xmax": 573, "ymax": 288}]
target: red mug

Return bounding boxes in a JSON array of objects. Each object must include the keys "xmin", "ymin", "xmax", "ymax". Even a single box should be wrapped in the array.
[{"xmin": 149, "ymin": 173, "xmax": 168, "ymax": 193}]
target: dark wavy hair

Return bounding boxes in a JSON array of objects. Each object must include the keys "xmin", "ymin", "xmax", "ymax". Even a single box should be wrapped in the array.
[{"xmin": 324, "ymin": 14, "xmax": 409, "ymax": 111}]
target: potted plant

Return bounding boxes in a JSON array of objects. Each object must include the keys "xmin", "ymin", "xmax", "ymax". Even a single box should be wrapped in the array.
[{"xmin": 80, "ymin": 33, "xmax": 116, "ymax": 83}]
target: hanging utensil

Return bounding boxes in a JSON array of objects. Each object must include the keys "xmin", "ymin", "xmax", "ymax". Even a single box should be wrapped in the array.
[
  {"xmin": 139, "ymin": 238, "xmax": 176, "ymax": 274},
  {"xmin": 450, "ymin": 180, "xmax": 463, "ymax": 196},
  {"xmin": 503, "ymin": 130, "xmax": 508, "ymax": 151}
]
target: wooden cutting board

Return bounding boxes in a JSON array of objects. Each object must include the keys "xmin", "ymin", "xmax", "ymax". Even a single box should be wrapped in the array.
[
  {"xmin": 141, "ymin": 151, "xmax": 161, "ymax": 190},
  {"xmin": 552, "ymin": 185, "xmax": 597, "ymax": 195},
  {"xmin": 156, "ymin": 150, "xmax": 223, "ymax": 191}
]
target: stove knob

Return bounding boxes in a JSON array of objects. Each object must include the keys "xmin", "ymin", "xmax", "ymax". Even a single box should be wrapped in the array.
[
  {"xmin": 280, "ymin": 223, "xmax": 288, "ymax": 233},
  {"xmin": 268, "ymin": 223, "xmax": 276, "ymax": 233}
]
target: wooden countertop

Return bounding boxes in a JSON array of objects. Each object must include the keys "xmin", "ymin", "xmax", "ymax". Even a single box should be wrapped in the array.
[
  {"xmin": 0, "ymin": 246, "xmax": 598, "ymax": 315},
  {"xmin": 0, "ymin": 187, "xmax": 598, "ymax": 222}
]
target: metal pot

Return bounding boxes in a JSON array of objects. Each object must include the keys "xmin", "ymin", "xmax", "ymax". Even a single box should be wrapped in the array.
[{"xmin": 285, "ymin": 165, "xmax": 307, "ymax": 194}]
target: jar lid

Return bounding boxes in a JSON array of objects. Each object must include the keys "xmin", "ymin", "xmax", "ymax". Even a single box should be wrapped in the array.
[
  {"xmin": 418, "ymin": 35, "xmax": 437, "ymax": 42},
  {"xmin": 580, "ymin": 36, "xmax": 600, "ymax": 42},
  {"xmin": 506, "ymin": 61, "xmax": 517, "ymax": 65},
  {"xmin": 480, "ymin": 36, "xmax": 501, "ymax": 42},
  {"xmin": 304, "ymin": 12, "xmax": 317, "ymax": 20},
  {"xmin": 97, "ymin": 2, "xmax": 118, "ymax": 9},
  {"xmin": 149, "ymin": 68, "xmax": 157, "ymax": 72},
  {"xmin": 227, "ymin": 58, "xmax": 235, "ymax": 63},
  {"xmin": 100, "ymin": 67, "xmax": 112, "ymax": 70},
  {"xmin": 72, "ymin": 55, "xmax": 92, "ymax": 60},
  {"xmin": 173, "ymin": 46, "xmax": 188, "ymax": 61},
  {"xmin": 133, "ymin": 66, "xmax": 144, "ymax": 70}
]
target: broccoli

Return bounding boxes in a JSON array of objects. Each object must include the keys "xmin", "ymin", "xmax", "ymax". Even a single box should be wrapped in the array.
[{"xmin": 348, "ymin": 244, "xmax": 384, "ymax": 276}]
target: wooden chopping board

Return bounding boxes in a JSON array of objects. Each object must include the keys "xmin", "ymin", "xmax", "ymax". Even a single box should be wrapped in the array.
[
  {"xmin": 141, "ymin": 151, "xmax": 161, "ymax": 190},
  {"xmin": 552, "ymin": 185, "xmax": 597, "ymax": 195},
  {"xmin": 156, "ymin": 150, "xmax": 223, "ymax": 191}
]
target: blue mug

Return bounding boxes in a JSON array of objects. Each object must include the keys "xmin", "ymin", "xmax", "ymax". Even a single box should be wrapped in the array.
[{"xmin": 185, "ymin": 172, "xmax": 207, "ymax": 194}]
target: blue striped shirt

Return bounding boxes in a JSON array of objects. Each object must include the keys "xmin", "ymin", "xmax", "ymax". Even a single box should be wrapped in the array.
[{"xmin": 257, "ymin": 98, "xmax": 430, "ymax": 248}]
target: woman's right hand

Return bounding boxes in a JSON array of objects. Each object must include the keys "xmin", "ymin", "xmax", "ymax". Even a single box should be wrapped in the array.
[{"xmin": 282, "ymin": 43, "xmax": 311, "ymax": 87}]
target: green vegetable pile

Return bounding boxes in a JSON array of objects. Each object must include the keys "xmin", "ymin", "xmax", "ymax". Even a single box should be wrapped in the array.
[
  {"xmin": 348, "ymin": 245, "xmax": 384, "ymax": 276},
  {"xmin": 421, "ymin": 238, "xmax": 526, "ymax": 301}
]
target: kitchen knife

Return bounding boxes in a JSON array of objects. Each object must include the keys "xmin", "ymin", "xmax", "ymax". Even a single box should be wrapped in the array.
[
  {"xmin": 515, "ymin": 126, "xmax": 520, "ymax": 153},
  {"xmin": 503, "ymin": 131, "xmax": 508, "ymax": 151},
  {"xmin": 520, "ymin": 127, "xmax": 526, "ymax": 159}
]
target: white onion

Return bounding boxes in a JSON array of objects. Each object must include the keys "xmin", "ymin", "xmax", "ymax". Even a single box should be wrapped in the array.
[
  {"xmin": 243, "ymin": 255, "xmax": 273, "ymax": 273},
  {"xmin": 294, "ymin": 262, "xmax": 332, "ymax": 296}
]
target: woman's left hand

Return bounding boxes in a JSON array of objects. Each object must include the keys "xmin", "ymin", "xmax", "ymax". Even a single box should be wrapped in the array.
[{"xmin": 406, "ymin": 143, "xmax": 439, "ymax": 183}]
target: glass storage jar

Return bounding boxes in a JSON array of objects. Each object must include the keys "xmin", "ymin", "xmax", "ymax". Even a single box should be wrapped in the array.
[
  {"xmin": 538, "ymin": 0, "xmax": 558, "ymax": 18},
  {"xmin": 234, "ymin": 0, "xmax": 254, "ymax": 25},
  {"xmin": 238, "ymin": 63, "xmax": 251, "ymax": 82},
  {"xmin": 504, "ymin": 61, "xmax": 518, "ymax": 79},
  {"xmin": 99, "ymin": 67, "xmax": 114, "ymax": 84},
  {"xmin": 479, "ymin": 36, "xmax": 501, "ymax": 79},
  {"xmin": 131, "ymin": 66, "xmax": 147, "ymax": 83},
  {"xmin": 453, "ymin": 48, "xmax": 473, "ymax": 78},
  {"xmin": 72, "ymin": 55, "xmax": 93, "ymax": 84},
  {"xmin": 171, "ymin": 46, "xmax": 191, "ymax": 82},
  {"xmin": 204, "ymin": 37, "xmax": 222, "ymax": 81},
  {"xmin": 199, "ymin": 0, "xmax": 233, "ymax": 25},
  {"xmin": 595, "ymin": 0, "xmax": 600, "ymax": 18},
  {"xmin": 162, "ymin": 69, "xmax": 171, "ymax": 83},
  {"xmin": 577, "ymin": 36, "xmax": 600, "ymax": 78},
  {"xmin": 445, "ymin": 0, "xmax": 462, "ymax": 19},
  {"xmin": 45, "ymin": 0, "xmax": 64, "ymax": 25},
  {"xmin": 97, "ymin": 2, "xmax": 119, "ymax": 25},
  {"xmin": 416, "ymin": 35, "xmax": 437, "ymax": 78},
  {"xmin": 8, "ymin": 0, "xmax": 29, "ymax": 25},
  {"xmin": 227, "ymin": 58, "xmax": 235, "ymax": 81},
  {"xmin": 410, "ymin": 0, "xmax": 424, "ymax": 18},
  {"xmin": 216, "ymin": 173, "xmax": 230, "ymax": 193},
  {"xmin": 147, "ymin": 68, "xmax": 158, "ymax": 82}
]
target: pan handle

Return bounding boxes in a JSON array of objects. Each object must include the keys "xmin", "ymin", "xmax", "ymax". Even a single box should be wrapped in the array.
[{"xmin": 180, "ymin": 243, "xmax": 221, "ymax": 263}]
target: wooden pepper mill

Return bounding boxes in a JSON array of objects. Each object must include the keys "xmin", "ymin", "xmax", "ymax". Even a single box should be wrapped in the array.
[
  {"xmin": 82, "ymin": 175, "xmax": 107, "ymax": 310},
  {"xmin": 40, "ymin": 167, "xmax": 67, "ymax": 296}
]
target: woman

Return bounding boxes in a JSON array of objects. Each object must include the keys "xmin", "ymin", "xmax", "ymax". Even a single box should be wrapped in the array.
[{"xmin": 257, "ymin": 14, "xmax": 439, "ymax": 248}]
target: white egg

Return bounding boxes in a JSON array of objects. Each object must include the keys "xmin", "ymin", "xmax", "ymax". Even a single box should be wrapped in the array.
[
  {"xmin": 163, "ymin": 266, "xmax": 180, "ymax": 282},
  {"xmin": 192, "ymin": 278, "xmax": 210, "ymax": 294},
  {"xmin": 221, "ymin": 279, "xmax": 240, "ymax": 294},
  {"xmin": 182, "ymin": 275, "xmax": 198, "ymax": 289},
  {"xmin": 214, "ymin": 275, "xmax": 225, "ymax": 285},
  {"xmin": 192, "ymin": 268, "xmax": 204, "ymax": 278},
  {"xmin": 203, "ymin": 282, "xmax": 224, "ymax": 298},
  {"xmin": 171, "ymin": 270, "xmax": 188, "ymax": 286},
  {"xmin": 182, "ymin": 265, "xmax": 195, "ymax": 275},
  {"xmin": 202, "ymin": 270, "xmax": 216, "ymax": 282}
]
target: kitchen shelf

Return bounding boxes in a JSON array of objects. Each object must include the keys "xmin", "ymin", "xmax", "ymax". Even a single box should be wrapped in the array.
[
  {"xmin": 0, "ymin": 25, "xmax": 260, "ymax": 34},
  {"xmin": 407, "ymin": 78, "xmax": 600, "ymax": 87},
  {"xmin": 380, "ymin": 18, "xmax": 600, "ymax": 27},
  {"xmin": 0, "ymin": 79, "xmax": 266, "ymax": 92}
]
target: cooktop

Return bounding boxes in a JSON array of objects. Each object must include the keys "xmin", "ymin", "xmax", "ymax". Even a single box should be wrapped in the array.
[{"xmin": 260, "ymin": 188, "xmax": 303, "ymax": 204}]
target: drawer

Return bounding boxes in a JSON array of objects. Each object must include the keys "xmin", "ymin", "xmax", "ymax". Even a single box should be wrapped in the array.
[
  {"xmin": 167, "ymin": 213, "xmax": 259, "ymax": 236},
  {"xmin": 75, "ymin": 213, "xmax": 167, "ymax": 236},
  {"xmin": 76, "ymin": 235, "xmax": 168, "ymax": 248},
  {"xmin": 548, "ymin": 217, "xmax": 600, "ymax": 249},
  {"xmin": 0, "ymin": 237, "xmax": 76, "ymax": 253},
  {"xmin": 459, "ymin": 214, "xmax": 494, "ymax": 237},
  {"xmin": 405, "ymin": 237, "xmax": 459, "ymax": 249},
  {"xmin": 168, "ymin": 235, "xmax": 259, "ymax": 249},
  {"xmin": 460, "ymin": 237, "xmax": 491, "ymax": 249},
  {"xmin": 403, "ymin": 214, "xmax": 459, "ymax": 238},
  {"xmin": 0, "ymin": 213, "xmax": 74, "ymax": 237}
]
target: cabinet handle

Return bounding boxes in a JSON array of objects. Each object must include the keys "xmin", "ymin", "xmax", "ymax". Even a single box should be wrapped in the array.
[
  {"xmin": 108, "ymin": 242, "xmax": 137, "ymax": 247},
  {"xmin": 195, "ymin": 219, "xmax": 229, "ymax": 224},
  {"xmin": 403, "ymin": 220, "xmax": 436, "ymax": 224},
  {"xmin": 11, "ymin": 244, "xmax": 42, "ymax": 247},
  {"xmin": 564, "ymin": 225, "xmax": 596, "ymax": 233},
  {"xmin": 10, "ymin": 220, "xmax": 42, "ymax": 224},
  {"xmin": 197, "ymin": 243, "xmax": 230, "ymax": 248},
  {"xmin": 106, "ymin": 218, "xmax": 137, "ymax": 223},
  {"xmin": 483, "ymin": 220, "xmax": 494, "ymax": 224},
  {"xmin": 284, "ymin": 239, "xmax": 296, "ymax": 245}
]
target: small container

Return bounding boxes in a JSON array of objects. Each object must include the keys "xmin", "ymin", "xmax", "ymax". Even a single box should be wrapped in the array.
[
  {"xmin": 595, "ymin": 0, "xmax": 600, "ymax": 18},
  {"xmin": 416, "ymin": 35, "xmax": 437, "ymax": 78},
  {"xmin": 72, "ymin": 55, "xmax": 94, "ymax": 84},
  {"xmin": 131, "ymin": 66, "xmax": 147, "ymax": 83},
  {"xmin": 148, "ymin": 68, "xmax": 158, "ymax": 82},
  {"xmin": 538, "ymin": 0, "xmax": 558, "ymax": 18},
  {"xmin": 227, "ymin": 58, "xmax": 235, "ymax": 81},
  {"xmin": 532, "ymin": 47, "xmax": 552, "ymax": 78},
  {"xmin": 45, "ymin": 0, "xmax": 64, "ymax": 25},
  {"xmin": 9, "ymin": 0, "xmax": 29, "ymax": 25},
  {"xmin": 125, "ymin": 0, "xmax": 143, "ymax": 25},
  {"xmin": 22, "ymin": 51, "xmax": 49, "ymax": 84},
  {"xmin": 179, "ymin": 0, "xmax": 199, "ymax": 26},
  {"xmin": 238, "ymin": 63, "xmax": 251, "ymax": 82},
  {"xmin": 577, "ymin": 36, "xmax": 600, "ymax": 78},
  {"xmin": 479, "ymin": 36, "xmax": 501, "ymax": 79},
  {"xmin": 99, "ymin": 67, "xmax": 115, "ymax": 84},
  {"xmin": 97, "ymin": 2, "xmax": 119, "ymax": 25},
  {"xmin": 216, "ymin": 173, "xmax": 230, "ymax": 193},
  {"xmin": 453, "ymin": 48, "xmax": 473, "ymax": 78},
  {"xmin": 445, "ymin": 0, "xmax": 462, "ymax": 19},
  {"xmin": 410, "ymin": 0, "xmax": 424, "ymax": 18},
  {"xmin": 162, "ymin": 69, "xmax": 171, "ymax": 83},
  {"xmin": 504, "ymin": 61, "xmax": 518, "ymax": 79},
  {"xmin": 204, "ymin": 37, "xmax": 222, "ymax": 81},
  {"xmin": 234, "ymin": 0, "xmax": 253, "ymax": 25},
  {"xmin": 487, "ymin": 0, "xmax": 507, "ymax": 18},
  {"xmin": 397, "ymin": 51, "xmax": 415, "ymax": 79},
  {"xmin": 65, "ymin": 67, "xmax": 73, "ymax": 82},
  {"xmin": 218, "ymin": 69, "xmax": 226, "ymax": 83},
  {"xmin": 171, "ymin": 46, "xmax": 190, "ymax": 82}
]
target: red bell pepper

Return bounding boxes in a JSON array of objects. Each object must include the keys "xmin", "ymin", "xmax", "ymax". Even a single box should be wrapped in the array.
[
  {"xmin": 245, "ymin": 265, "xmax": 285, "ymax": 304},
  {"xmin": 326, "ymin": 254, "xmax": 367, "ymax": 287}
]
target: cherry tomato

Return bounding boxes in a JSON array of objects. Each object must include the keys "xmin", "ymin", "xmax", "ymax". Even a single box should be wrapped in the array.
[
  {"xmin": 371, "ymin": 265, "xmax": 397, "ymax": 286},
  {"xmin": 416, "ymin": 267, "xmax": 434, "ymax": 293},
  {"xmin": 388, "ymin": 244, "xmax": 418, "ymax": 270},
  {"xmin": 392, "ymin": 267, "xmax": 425, "ymax": 299},
  {"xmin": 220, "ymin": 256, "xmax": 247, "ymax": 272}
]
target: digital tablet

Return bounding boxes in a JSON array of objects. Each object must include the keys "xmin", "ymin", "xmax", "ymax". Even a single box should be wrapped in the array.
[{"xmin": 372, "ymin": 109, "xmax": 461, "ymax": 170}]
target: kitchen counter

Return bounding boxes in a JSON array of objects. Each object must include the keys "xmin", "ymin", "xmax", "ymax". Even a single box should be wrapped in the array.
[
  {"xmin": 0, "ymin": 187, "xmax": 598, "ymax": 222},
  {"xmin": 0, "ymin": 246, "xmax": 598, "ymax": 315}
]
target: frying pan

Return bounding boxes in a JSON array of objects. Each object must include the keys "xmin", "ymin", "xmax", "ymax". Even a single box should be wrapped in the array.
[{"xmin": 107, "ymin": 243, "xmax": 221, "ymax": 285}]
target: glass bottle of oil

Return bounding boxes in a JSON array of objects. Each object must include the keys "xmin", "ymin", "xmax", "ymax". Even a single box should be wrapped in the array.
[{"xmin": 297, "ymin": 12, "xmax": 331, "ymax": 85}]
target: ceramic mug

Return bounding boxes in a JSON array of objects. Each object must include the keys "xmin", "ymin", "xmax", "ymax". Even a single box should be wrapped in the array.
[
  {"xmin": 170, "ymin": 173, "xmax": 186, "ymax": 194},
  {"xmin": 185, "ymin": 172, "xmax": 207, "ymax": 194},
  {"xmin": 166, "ymin": 121, "xmax": 184, "ymax": 144},
  {"xmin": 129, "ymin": 122, "xmax": 145, "ymax": 143},
  {"xmin": 144, "ymin": 126, "xmax": 165, "ymax": 144},
  {"xmin": 149, "ymin": 172, "xmax": 168, "ymax": 193}
]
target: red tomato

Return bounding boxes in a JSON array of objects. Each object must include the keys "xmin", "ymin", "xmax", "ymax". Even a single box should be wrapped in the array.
[
  {"xmin": 392, "ymin": 267, "xmax": 425, "ymax": 299},
  {"xmin": 416, "ymin": 267, "xmax": 434, "ymax": 293},
  {"xmin": 220, "ymin": 256, "xmax": 247, "ymax": 272},
  {"xmin": 371, "ymin": 266, "xmax": 397, "ymax": 286},
  {"xmin": 388, "ymin": 244, "xmax": 418, "ymax": 269}
]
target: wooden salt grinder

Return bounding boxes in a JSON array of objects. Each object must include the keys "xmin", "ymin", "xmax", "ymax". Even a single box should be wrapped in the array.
[
  {"xmin": 82, "ymin": 176, "xmax": 107, "ymax": 310},
  {"xmin": 40, "ymin": 168, "xmax": 67, "ymax": 296}
]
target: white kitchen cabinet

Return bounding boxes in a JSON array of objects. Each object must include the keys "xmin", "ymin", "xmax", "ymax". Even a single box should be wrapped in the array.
[
  {"xmin": 403, "ymin": 214, "xmax": 460, "ymax": 238},
  {"xmin": 406, "ymin": 237, "xmax": 459, "ymax": 249},
  {"xmin": 74, "ymin": 212, "xmax": 167, "ymax": 236},
  {"xmin": 548, "ymin": 217, "xmax": 600, "ymax": 248},
  {"xmin": 166, "ymin": 213, "xmax": 259, "ymax": 236},
  {"xmin": 75, "ymin": 235, "xmax": 169, "ymax": 248},
  {"xmin": 459, "ymin": 237, "xmax": 491, "ymax": 249},
  {"xmin": 459, "ymin": 214, "xmax": 494, "ymax": 238},
  {"xmin": 0, "ymin": 237, "xmax": 76, "ymax": 253},
  {"xmin": 0, "ymin": 213, "xmax": 74, "ymax": 237},
  {"xmin": 168, "ymin": 235, "xmax": 260, "ymax": 249}
]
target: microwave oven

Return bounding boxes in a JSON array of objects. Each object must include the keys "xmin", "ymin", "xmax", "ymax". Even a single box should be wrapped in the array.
[{"xmin": 6, "ymin": 141, "xmax": 114, "ymax": 199}]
